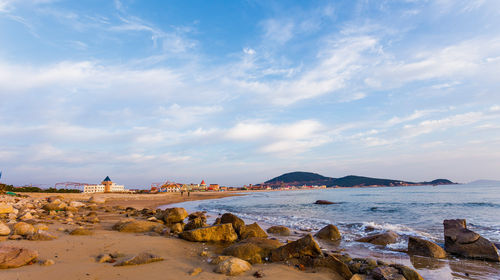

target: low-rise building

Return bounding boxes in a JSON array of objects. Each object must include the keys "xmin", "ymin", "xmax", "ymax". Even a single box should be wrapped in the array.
[{"xmin": 83, "ymin": 176, "xmax": 125, "ymax": 193}]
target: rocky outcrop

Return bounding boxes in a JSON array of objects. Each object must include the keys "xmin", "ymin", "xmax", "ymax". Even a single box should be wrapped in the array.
[
  {"xmin": 112, "ymin": 219, "xmax": 165, "ymax": 233},
  {"xmin": 270, "ymin": 234, "xmax": 322, "ymax": 262},
  {"xmin": 240, "ymin": 222, "xmax": 268, "ymax": 239},
  {"xmin": 114, "ymin": 252, "xmax": 163, "ymax": 266},
  {"xmin": 213, "ymin": 257, "xmax": 252, "ymax": 276},
  {"xmin": 408, "ymin": 236, "xmax": 446, "ymax": 258},
  {"xmin": 314, "ymin": 200, "xmax": 336, "ymax": 205},
  {"xmin": 315, "ymin": 224, "xmax": 341, "ymax": 241},
  {"xmin": 444, "ymin": 219, "xmax": 500, "ymax": 262},
  {"xmin": 267, "ymin": 225, "xmax": 291, "ymax": 236},
  {"xmin": 179, "ymin": 223, "xmax": 238, "ymax": 243},
  {"xmin": 356, "ymin": 231, "xmax": 399, "ymax": 246},
  {"xmin": 220, "ymin": 213, "xmax": 245, "ymax": 234},
  {"xmin": 223, "ymin": 237, "xmax": 282, "ymax": 264},
  {"xmin": 0, "ymin": 246, "xmax": 38, "ymax": 269}
]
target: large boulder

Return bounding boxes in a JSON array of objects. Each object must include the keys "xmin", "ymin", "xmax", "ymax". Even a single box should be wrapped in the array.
[
  {"xmin": 240, "ymin": 223, "xmax": 268, "ymax": 239},
  {"xmin": 0, "ymin": 246, "xmax": 38, "ymax": 269},
  {"xmin": 315, "ymin": 224, "xmax": 341, "ymax": 241},
  {"xmin": 214, "ymin": 257, "xmax": 252, "ymax": 276},
  {"xmin": 372, "ymin": 266, "xmax": 406, "ymax": 280},
  {"xmin": 13, "ymin": 222, "xmax": 35, "ymax": 236},
  {"xmin": 444, "ymin": 219, "xmax": 500, "ymax": 262},
  {"xmin": 311, "ymin": 254, "xmax": 353, "ymax": 280},
  {"xmin": 158, "ymin": 207, "xmax": 188, "ymax": 224},
  {"xmin": 223, "ymin": 237, "xmax": 282, "ymax": 264},
  {"xmin": 0, "ymin": 203, "xmax": 14, "ymax": 214},
  {"xmin": 220, "ymin": 213, "xmax": 245, "ymax": 234},
  {"xmin": 356, "ymin": 231, "xmax": 399, "ymax": 246},
  {"xmin": 408, "ymin": 236, "xmax": 446, "ymax": 259},
  {"xmin": 270, "ymin": 234, "xmax": 322, "ymax": 262},
  {"xmin": 112, "ymin": 219, "xmax": 165, "ymax": 233},
  {"xmin": 114, "ymin": 252, "xmax": 163, "ymax": 266},
  {"xmin": 267, "ymin": 225, "xmax": 291, "ymax": 236},
  {"xmin": 0, "ymin": 223, "xmax": 11, "ymax": 236},
  {"xmin": 179, "ymin": 223, "xmax": 238, "ymax": 243}
]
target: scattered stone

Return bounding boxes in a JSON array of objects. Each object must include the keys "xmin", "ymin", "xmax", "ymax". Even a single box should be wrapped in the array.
[
  {"xmin": 372, "ymin": 266, "xmax": 405, "ymax": 280},
  {"xmin": 114, "ymin": 252, "xmax": 163, "ymax": 266},
  {"xmin": 8, "ymin": 235, "xmax": 22, "ymax": 240},
  {"xmin": 220, "ymin": 213, "xmax": 245, "ymax": 234},
  {"xmin": 356, "ymin": 231, "xmax": 399, "ymax": 246},
  {"xmin": 408, "ymin": 236, "xmax": 446, "ymax": 259},
  {"xmin": 158, "ymin": 208, "xmax": 188, "ymax": 224},
  {"xmin": 314, "ymin": 200, "xmax": 336, "ymax": 205},
  {"xmin": 0, "ymin": 246, "xmax": 38, "ymax": 269},
  {"xmin": 0, "ymin": 223, "xmax": 11, "ymax": 236},
  {"xmin": 210, "ymin": 256, "xmax": 232, "ymax": 265},
  {"xmin": 189, "ymin": 267, "xmax": 203, "ymax": 276},
  {"xmin": 240, "ymin": 222, "xmax": 268, "ymax": 239},
  {"xmin": 315, "ymin": 224, "xmax": 341, "ymax": 241},
  {"xmin": 69, "ymin": 201, "xmax": 85, "ymax": 208},
  {"xmin": 267, "ymin": 226, "xmax": 291, "ymax": 236},
  {"xmin": 253, "ymin": 270, "xmax": 265, "ymax": 278},
  {"xmin": 69, "ymin": 228, "xmax": 93, "ymax": 236},
  {"xmin": 34, "ymin": 224, "xmax": 49, "ymax": 231},
  {"xmin": 270, "ymin": 234, "xmax": 322, "ymax": 262},
  {"xmin": 18, "ymin": 212, "xmax": 34, "ymax": 220},
  {"xmin": 0, "ymin": 203, "xmax": 14, "ymax": 214},
  {"xmin": 310, "ymin": 254, "xmax": 353, "ymax": 279},
  {"xmin": 444, "ymin": 219, "xmax": 500, "ymax": 262},
  {"xmin": 88, "ymin": 196, "xmax": 106, "ymax": 204},
  {"xmin": 214, "ymin": 257, "xmax": 252, "ymax": 276},
  {"xmin": 13, "ymin": 222, "xmax": 35, "ymax": 236},
  {"xmin": 350, "ymin": 274, "xmax": 366, "ymax": 280},
  {"xmin": 223, "ymin": 237, "xmax": 282, "ymax": 264},
  {"xmin": 180, "ymin": 223, "xmax": 238, "ymax": 243},
  {"xmin": 390, "ymin": 264, "xmax": 424, "ymax": 280},
  {"xmin": 28, "ymin": 230, "xmax": 57, "ymax": 241},
  {"xmin": 40, "ymin": 259, "xmax": 55, "ymax": 266},
  {"xmin": 97, "ymin": 254, "xmax": 113, "ymax": 263},
  {"xmin": 112, "ymin": 219, "xmax": 165, "ymax": 233}
]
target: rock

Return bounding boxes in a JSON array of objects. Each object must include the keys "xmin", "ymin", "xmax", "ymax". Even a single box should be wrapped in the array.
[
  {"xmin": 390, "ymin": 264, "xmax": 424, "ymax": 280},
  {"xmin": 356, "ymin": 231, "xmax": 399, "ymax": 246},
  {"xmin": 270, "ymin": 234, "xmax": 322, "ymax": 262},
  {"xmin": 314, "ymin": 200, "xmax": 336, "ymax": 205},
  {"xmin": 159, "ymin": 208, "xmax": 188, "ymax": 224},
  {"xmin": 88, "ymin": 196, "xmax": 106, "ymax": 204},
  {"xmin": 0, "ymin": 223, "xmax": 11, "ymax": 236},
  {"xmin": 315, "ymin": 224, "xmax": 341, "ymax": 241},
  {"xmin": 210, "ymin": 256, "xmax": 232, "ymax": 265},
  {"xmin": 372, "ymin": 266, "xmax": 406, "ymax": 280},
  {"xmin": 444, "ymin": 219, "xmax": 500, "ymax": 262},
  {"xmin": 267, "ymin": 226, "xmax": 291, "ymax": 236},
  {"xmin": 28, "ymin": 230, "xmax": 57, "ymax": 241},
  {"xmin": 240, "ymin": 223, "xmax": 268, "ymax": 239},
  {"xmin": 69, "ymin": 201, "xmax": 85, "ymax": 208},
  {"xmin": 180, "ymin": 223, "xmax": 238, "ymax": 243},
  {"xmin": 114, "ymin": 252, "xmax": 163, "ymax": 266},
  {"xmin": 184, "ymin": 217, "xmax": 207, "ymax": 231},
  {"xmin": 169, "ymin": 223, "xmax": 184, "ymax": 234},
  {"xmin": 253, "ymin": 270, "xmax": 265, "ymax": 278},
  {"xmin": 43, "ymin": 202, "xmax": 66, "ymax": 211},
  {"xmin": 97, "ymin": 254, "xmax": 112, "ymax": 263},
  {"xmin": 113, "ymin": 219, "xmax": 165, "ymax": 233},
  {"xmin": 8, "ymin": 235, "xmax": 22, "ymax": 240},
  {"xmin": 189, "ymin": 267, "xmax": 203, "ymax": 276},
  {"xmin": 311, "ymin": 254, "xmax": 353, "ymax": 279},
  {"xmin": 223, "ymin": 237, "xmax": 282, "ymax": 264},
  {"xmin": 34, "ymin": 224, "xmax": 49, "ymax": 231},
  {"xmin": 46, "ymin": 196, "xmax": 63, "ymax": 202},
  {"xmin": 18, "ymin": 212, "xmax": 34, "ymax": 220},
  {"xmin": 39, "ymin": 259, "xmax": 55, "ymax": 266},
  {"xmin": 214, "ymin": 257, "xmax": 252, "ymax": 276},
  {"xmin": 350, "ymin": 274, "xmax": 366, "ymax": 280},
  {"xmin": 188, "ymin": 211, "xmax": 207, "ymax": 221},
  {"xmin": 14, "ymin": 222, "xmax": 35, "ymax": 236},
  {"xmin": 0, "ymin": 246, "xmax": 38, "ymax": 269},
  {"xmin": 408, "ymin": 236, "xmax": 446, "ymax": 258},
  {"xmin": 69, "ymin": 228, "xmax": 93, "ymax": 235},
  {"xmin": 0, "ymin": 203, "xmax": 14, "ymax": 214},
  {"xmin": 220, "ymin": 213, "xmax": 245, "ymax": 234}
]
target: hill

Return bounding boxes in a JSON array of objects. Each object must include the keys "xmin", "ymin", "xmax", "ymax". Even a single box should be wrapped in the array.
[{"xmin": 264, "ymin": 172, "xmax": 455, "ymax": 188}]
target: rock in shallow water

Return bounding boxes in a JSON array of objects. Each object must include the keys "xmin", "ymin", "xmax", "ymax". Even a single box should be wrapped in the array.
[
  {"xmin": 408, "ymin": 236, "xmax": 446, "ymax": 259},
  {"xmin": 314, "ymin": 200, "xmax": 336, "ymax": 205},
  {"xmin": 444, "ymin": 219, "xmax": 500, "ymax": 262},
  {"xmin": 355, "ymin": 231, "xmax": 399, "ymax": 246},
  {"xmin": 315, "ymin": 224, "xmax": 342, "ymax": 241},
  {"xmin": 267, "ymin": 225, "xmax": 291, "ymax": 236}
]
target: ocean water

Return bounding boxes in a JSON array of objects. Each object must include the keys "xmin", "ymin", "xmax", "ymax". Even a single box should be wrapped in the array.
[{"xmin": 167, "ymin": 183, "xmax": 500, "ymax": 279}]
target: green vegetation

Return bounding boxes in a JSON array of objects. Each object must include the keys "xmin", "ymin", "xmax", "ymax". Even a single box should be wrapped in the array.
[{"xmin": 0, "ymin": 183, "xmax": 80, "ymax": 193}]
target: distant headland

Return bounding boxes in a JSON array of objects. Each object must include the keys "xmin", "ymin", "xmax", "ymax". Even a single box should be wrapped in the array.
[{"xmin": 251, "ymin": 171, "xmax": 455, "ymax": 189}]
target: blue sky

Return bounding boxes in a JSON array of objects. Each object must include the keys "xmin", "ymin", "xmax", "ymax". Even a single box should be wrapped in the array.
[{"xmin": 1, "ymin": 0, "xmax": 500, "ymax": 187}]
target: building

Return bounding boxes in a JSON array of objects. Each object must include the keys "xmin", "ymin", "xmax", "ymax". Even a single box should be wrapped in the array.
[
  {"xmin": 83, "ymin": 176, "xmax": 125, "ymax": 193},
  {"xmin": 208, "ymin": 184, "xmax": 220, "ymax": 191}
]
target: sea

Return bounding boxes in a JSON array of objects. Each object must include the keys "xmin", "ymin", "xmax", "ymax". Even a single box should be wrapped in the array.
[{"xmin": 165, "ymin": 183, "xmax": 500, "ymax": 280}]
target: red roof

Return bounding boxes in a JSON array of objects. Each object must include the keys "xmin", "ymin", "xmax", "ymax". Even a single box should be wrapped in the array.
[{"xmin": 201, "ymin": 180, "xmax": 206, "ymax": 185}]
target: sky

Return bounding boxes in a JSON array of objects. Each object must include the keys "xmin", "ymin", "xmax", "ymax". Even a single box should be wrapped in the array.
[{"xmin": 1, "ymin": 0, "xmax": 500, "ymax": 188}]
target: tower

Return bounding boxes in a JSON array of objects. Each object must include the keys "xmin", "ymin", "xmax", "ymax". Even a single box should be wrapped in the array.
[{"xmin": 102, "ymin": 176, "xmax": 112, "ymax": 193}]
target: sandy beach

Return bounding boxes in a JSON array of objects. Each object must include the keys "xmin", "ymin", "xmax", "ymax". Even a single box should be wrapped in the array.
[{"xmin": 0, "ymin": 192, "xmax": 342, "ymax": 280}]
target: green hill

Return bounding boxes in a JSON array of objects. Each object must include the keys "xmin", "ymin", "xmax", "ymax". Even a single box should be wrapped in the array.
[{"xmin": 265, "ymin": 171, "xmax": 332, "ymax": 184}]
